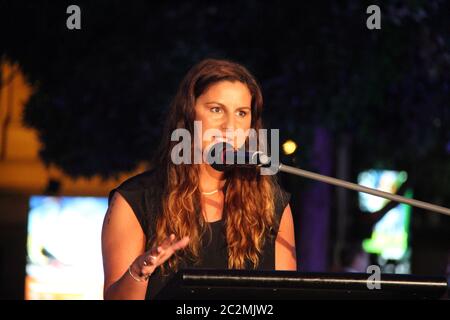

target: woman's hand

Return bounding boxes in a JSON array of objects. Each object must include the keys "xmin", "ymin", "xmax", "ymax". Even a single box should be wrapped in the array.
[{"xmin": 129, "ymin": 234, "xmax": 190, "ymax": 281}]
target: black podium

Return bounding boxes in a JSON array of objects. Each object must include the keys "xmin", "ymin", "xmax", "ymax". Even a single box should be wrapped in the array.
[{"xmin": 154, "ymin": 269, "xmax": 448, "ymax": 300}]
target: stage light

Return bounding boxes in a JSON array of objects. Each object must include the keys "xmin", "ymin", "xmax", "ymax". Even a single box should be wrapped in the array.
[{"xmin": 282, "ymin": 139, "xmax": 297, "ymax": 155}]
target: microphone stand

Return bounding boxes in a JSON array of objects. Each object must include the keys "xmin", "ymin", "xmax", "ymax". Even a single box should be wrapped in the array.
[
  {"xmin": 213, "ymin": 142, "xmax": 450, "ymax": 216},
  {"xmin": 277, "ymin": 163, "xmax": 450, "ymax": 217}
]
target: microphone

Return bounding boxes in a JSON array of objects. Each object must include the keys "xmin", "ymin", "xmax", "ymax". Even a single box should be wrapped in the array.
[{"xmin": 206, "ymin": 142, "xmax": 271, "ymax": 172}]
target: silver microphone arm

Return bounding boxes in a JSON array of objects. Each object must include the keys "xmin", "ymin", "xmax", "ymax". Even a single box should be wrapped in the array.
[{"xmin": 278, "ymin": 163, "xmax": 450, "ymax": 217}]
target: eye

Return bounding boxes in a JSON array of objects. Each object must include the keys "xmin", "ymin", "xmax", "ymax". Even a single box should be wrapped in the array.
[
  {"xmin": 236, "ymin": 110, "xmax": 248, "ymax": 117},
  {"xmin": 210, "ymin": 106, "xmax": 222, "ymax": 113}
]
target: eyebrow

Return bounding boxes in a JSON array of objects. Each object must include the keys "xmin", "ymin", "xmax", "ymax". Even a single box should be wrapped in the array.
[{"xmin": 205, "ymin": 101, "xmax": 251, "ymax": 110}]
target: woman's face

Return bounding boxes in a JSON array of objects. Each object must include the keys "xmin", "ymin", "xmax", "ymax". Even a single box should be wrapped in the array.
[{"xmin": 194, "ymin": 80, "xmax": 252, "ymax": 152}]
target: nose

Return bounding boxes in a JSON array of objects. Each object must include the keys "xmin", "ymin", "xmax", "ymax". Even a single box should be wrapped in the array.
[{"xmin": 221, "ymin": 114, "xmax": 235, "ymax": 132}]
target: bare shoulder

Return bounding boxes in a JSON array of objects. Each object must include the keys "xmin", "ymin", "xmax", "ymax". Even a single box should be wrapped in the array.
[
  {"xmin": 102, "ymin": 190, "xmax": 146, "ymax": 265},
  {"xmin": 102, "ymin": 190, "xmax": 146, "ymax": 289},
  {"xmin": 103, "ymin": 190, "xmax": 145, "ymax": 240}
]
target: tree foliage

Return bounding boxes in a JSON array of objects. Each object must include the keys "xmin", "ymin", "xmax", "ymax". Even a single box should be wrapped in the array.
[{"xmin": 1, "ymin": 1, "xmax": 448, "ymax": 198}]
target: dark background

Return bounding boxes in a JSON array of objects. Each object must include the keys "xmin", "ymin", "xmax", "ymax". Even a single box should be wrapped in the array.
[{"xmin": 0, "ymin": 0, "xmax": 449, "ymax": 299}]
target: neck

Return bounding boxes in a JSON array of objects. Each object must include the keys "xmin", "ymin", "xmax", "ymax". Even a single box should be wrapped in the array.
[{"xmin": 199, "ymin": 163, "xmax": 226, "ymax": 192}]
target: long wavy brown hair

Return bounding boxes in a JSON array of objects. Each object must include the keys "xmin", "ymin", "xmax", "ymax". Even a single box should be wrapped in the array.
[{"xmin": 150, "ymin": 58, "xmax": 281, "ymax": 274}]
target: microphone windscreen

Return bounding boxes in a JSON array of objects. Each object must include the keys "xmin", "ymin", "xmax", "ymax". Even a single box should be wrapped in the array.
[{"xmin": 205, "ymin": 142, "xmax": 234, "ymax": 172}]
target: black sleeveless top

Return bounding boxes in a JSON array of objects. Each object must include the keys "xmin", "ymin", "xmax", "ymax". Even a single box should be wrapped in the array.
[{"xmin": 107, "ymin": 169, "xmax": 291, "ymax": 300}]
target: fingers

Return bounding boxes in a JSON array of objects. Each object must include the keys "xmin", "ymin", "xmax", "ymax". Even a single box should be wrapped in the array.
[
  {"xmin": 154, "ymin": 234, "xmax": 188, "ymax": 252},
  {"xmin": 142, "ymin": 235, "xmax": 190, "ymax": 269},
  {"xmin": 159, "ymin": 234, "xmax": 176, "ymax": 250},
  {"xmin": 152, "ymin": 236, "xmax": 190, "ymax": 265},
  {"xmin": 160, "ymin": 236, "xmax": 190, "ymax": 255},
  {"xmin": 171, "ymin": 236, "xmax": 190, "ymax": 251},
  {"xmin": 141, "ymin": 235, "xmax": 172, "ymax": 265},
  {"xmin": 141, "ymin": 253, "xmax": 158, "ymax": 271}
]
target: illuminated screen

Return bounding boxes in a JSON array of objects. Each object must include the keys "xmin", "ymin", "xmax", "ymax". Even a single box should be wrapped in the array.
[
  {"xmin": 357, "ymin": 170, "xmax": 412, "ymax": 261},
  {"xmin": 26, "ymin": 196, "xmax": 107, "ymax": 300}
]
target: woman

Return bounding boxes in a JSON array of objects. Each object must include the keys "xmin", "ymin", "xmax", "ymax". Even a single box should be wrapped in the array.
[{"xmin": 101, "ymin": 58, "xmax": 297, "ymax": 300}]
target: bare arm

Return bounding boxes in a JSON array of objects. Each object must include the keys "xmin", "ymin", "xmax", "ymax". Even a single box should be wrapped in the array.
[
  {"xmin": 101, "ymin": 191, "xmax": 149, "ymax": 299},
  {"xmin": 101, "ymin": 191, "xmax": 190, "ymax": 300},
  {"xmin": 275, "ymin": 204, "xmax": 297, "ymax": 271}
]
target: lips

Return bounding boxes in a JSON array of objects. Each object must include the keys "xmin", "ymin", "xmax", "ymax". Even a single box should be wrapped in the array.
[{"xmin": 212, "ymin": 136, "xmax": 233, "ymax": 144}]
